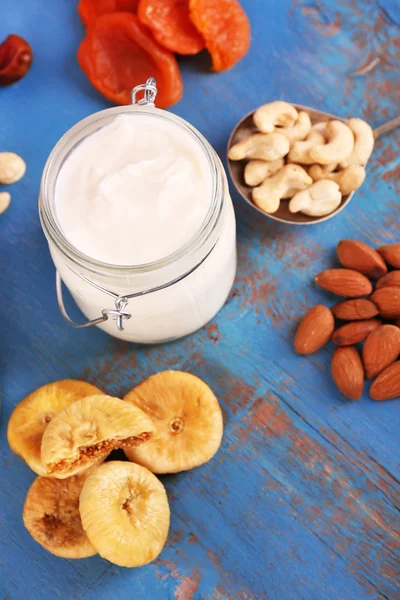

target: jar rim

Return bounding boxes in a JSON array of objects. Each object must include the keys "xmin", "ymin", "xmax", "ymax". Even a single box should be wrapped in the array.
[{"xmin": 39, "ymin": 105, "xmax": 225, "ymax": 277}]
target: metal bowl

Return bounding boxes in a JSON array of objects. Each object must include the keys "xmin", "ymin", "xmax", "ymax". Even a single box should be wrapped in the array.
[{"xmin": 227, "ymin": 104, "xmax": 353, "ymax": 225}]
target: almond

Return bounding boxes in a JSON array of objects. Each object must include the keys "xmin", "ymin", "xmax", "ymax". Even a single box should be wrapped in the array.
[
  {"xmin": 370, "ymin": 287, "xmax": 400, "ymax": 319},
  {"xmin": 315, "ymin": 269, "xmax": 372, "ymax": 298},
  {"xmin": 377, "ymin": 244, "xmax": 400, "ymax": 268},
  {"xmin": 370, "ymin": 361, "xmax": 400, "ymax": 400},
  {"xmin": 363, "ymin": 325, "xmax": 400, "ymax": 379},
  {"xmin": 331, "ymin": 319, "xmax": 381, "ymax": 346},
  {"xmin": 294, "ymin": 305, "xmax": 334, "ymax": 355},
  {"xmin": 331, "ymin": 299, "xmax": 379, "ymax": 321},
  {"xmin": 331, "ymin": 346, "xmax": 364, "ymax": 400},
  {"xmin": 375, "ymin": 271, "xmax": 400, "ymax": 290},
  {"xmin": 337, "ymin": 240, "xmax": 387, "ymax": 278}
]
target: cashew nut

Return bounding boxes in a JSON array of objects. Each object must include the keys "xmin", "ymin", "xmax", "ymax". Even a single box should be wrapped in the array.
[
  {"xmin": 252, "ymin": 164, "xmax": 312, "ymax": 214},
  {"xmin": 288, "ymin": 130, "xmax": 325, "ymax": 165},
  {"xmin": 277, "ymin": 111, "xmax": 312, "ymax": 142},
  {"xmin": 253, "ymin": 101, "xmax": 298, "ymax": 133},
  {"xmin": 309, "ymin": 120, "xmax": 354, "ymax": 165},
  {"xmin": 289, "ymin": 180, "xmax": 342, "ymax": 217},
  {"xmin": 228, "ymin": 133, "xmax": 290, "ymax": 162},
  {"xmin": 0, "ymin": 191, "xmax": 11, "ymax": 214},
  {"xmin": 340, "ymin": 118, "xmax": 374, "ymax": 168},
  {"xmin": 308, "ymin": 164, "xmax": 366, "ymax": 195},
  {"xmin": 308, "ymin": 163, "xmax": 337, "ymax": 180},
  {"xmin": 244, "ymin": 158, "xmax": 284, "ymax": 186},
  {"xmin": 311, "ymin": 121, "xmax": 328, "ymax": 136},
  {"xmin": 0, "ymin": 152, "xmax": 26, "ymax": 184}
]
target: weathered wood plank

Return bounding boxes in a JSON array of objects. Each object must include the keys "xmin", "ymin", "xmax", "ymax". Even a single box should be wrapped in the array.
[{"xmin": 1, "ymin": 0, "xmax": 399, "ymax": 598}]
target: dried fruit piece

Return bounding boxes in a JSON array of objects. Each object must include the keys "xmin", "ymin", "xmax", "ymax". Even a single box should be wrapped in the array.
[
  {"xmin": 189, "ymin": 0, "xmax": 251, "ymax": 71},
  {"xmin": 331, "ymin": 299, "xmax": 378, "ymax": 321},
  {"xmin": 0, "ymin": 34, "xmax": 32, "ymax": 86},
  {"xmin": 363, "ymin": 325, "xmax": 400, "ymax": 379},
  {"xmin": 138, "ymin": 0, "xmax": 205, "ymax": 55},
  {"xmin": 371, "ymin": 287, "xmax": 400, "ymax": 319},
  {"xmin": 23, "ymin": 471, "xmax": 96, "ymax": 559},
  {"xmin": 370, "ymin": 361, "xmax": 400, "ymax": 401},
  {"xmin": 78, "ymin": 0, "xmax": 139, "ymax": 27},
  {"xmin": 0, "ymin": 152, "xmax": 26, "ymax": 184},
  {"xmin": 41, "ymin": 395, "xmax": 155, "ymax": 478},
  {"xmin": 7, "ymin": 380, "xmax": 102, "ymax": 476},
  {"xmin": 315, "ymin": 269, "xmax": 372, "ymax": 297},
  {"xmin": 0, "ymin": 191, "xmax": 11, "ymax": 214},
  {"xmin": 294, "ymin": 305, "xmax": 334, "ymax": 355},
  {"xmin": 332, "ymin": 319, "xmax": 381, "ymax": 346},
  {"xmin": 78, "ymin": 13, "xmax": 183, "ymax": 108},
  {"xmin": 376, "ymin": 271, "xmax": 400, "ymax": 290},
  {"xmin": 124, "ymin": 371, "xmax": 223, "ymax": 473},
  {"xmin": 79, "ymin": 461, "xmax": 170, "ymax": 566},
  {"xmin": 337, "ymin": 239, "xmax": 387, "ymax": 278},
  {"xmin": 331, "ymin": 346, "xmax": 364, "ymax": 400},
  {"xmin": 378, "ymin": 244, "xmax": 400, "ymax": 268}
]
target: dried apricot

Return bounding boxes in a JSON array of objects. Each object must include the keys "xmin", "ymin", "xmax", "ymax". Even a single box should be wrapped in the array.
[
  {"xmin": 189, "ymin": 0, "xmax": 250, "ymax": 71},
  {"xmin": 78, "ymin": 13, "xmax": 183, "ymax": 107},
  {"xmin": 78, "ymin": 0, "xmax": 139, "ymax": 27},
  {"xmin": 138, "ymin": 0, "xmax": 204, "ymax": 55}
]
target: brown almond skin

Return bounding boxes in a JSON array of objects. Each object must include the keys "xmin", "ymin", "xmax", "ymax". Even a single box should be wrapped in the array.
[
  {"xmin": 337, "ymin": 240, "xmax": 387, "ymax": 278},
  {"xmin": 315, "ymin": 269, "xmax": 372, "ymax": 298},
  {"xmin": 331, "ymin": 299, "xmax": 379, "ymax": 321},
  {"xmin": 370, "ymin": 361, "xmax": 400, "ymax": 400},
  {"xmin": 378, "ymin": 244, "xmax": 400, "ymax": 268},
  {"xmin": 376, "ymin": 271, "xmax": 400, "ymax": 290},
  {"xmin": 294, "ymin": 305, "xmax": 334, "ymax": 355},
  {"xmin": 370, "ymin": 287, "xmax": 400, "ymax": 319},
  {"xmin": 331, "ymin": 346, "xmax": 364, "ymax": 400},
  {"xmin": 363, "ymin": 325, "xmax": 400, "ymax": 379},
  {"xmin": 332, "ymin": 319, "xmax": 381, "ymax": 346}
]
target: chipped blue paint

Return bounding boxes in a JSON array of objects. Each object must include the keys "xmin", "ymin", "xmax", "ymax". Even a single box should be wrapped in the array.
[{"xmin": 0, "ymin": 0, "xmax": 399, "ymax": 599}]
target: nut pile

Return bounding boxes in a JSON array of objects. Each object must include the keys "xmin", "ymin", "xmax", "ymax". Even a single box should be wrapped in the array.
[
  {"xmin": 228, "ymin": 101, "xmax": 373, "ymax": 217},
  {"xmin": 7, "ymin": 372, "xmax": 223, "ymax": 566},
  {"xmin": 294, "ymin": 240, "xmax": 400, "ymax": 401}
]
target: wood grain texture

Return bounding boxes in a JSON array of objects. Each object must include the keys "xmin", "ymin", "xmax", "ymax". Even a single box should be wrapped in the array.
[{"xmin": 0, "ymin": 0, "xmax": 399, "ymax": 598}]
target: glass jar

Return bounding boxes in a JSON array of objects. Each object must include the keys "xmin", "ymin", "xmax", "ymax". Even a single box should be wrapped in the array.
[{"xmin": 39, "ymin": 82, "xmax": 236, "ymax": 344}]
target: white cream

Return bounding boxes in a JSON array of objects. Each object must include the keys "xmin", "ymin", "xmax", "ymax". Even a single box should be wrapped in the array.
[
  {"xmin": 56, "ymin": 114, "xmax": 212, "ymax": 265},
  {"xmin": 47, "ymin": 110, "xmax": 236, "ymax": 343}
]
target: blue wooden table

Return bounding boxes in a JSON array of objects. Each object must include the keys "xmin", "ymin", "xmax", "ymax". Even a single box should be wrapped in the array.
[{"xmin": 1, "ymin": 1, "xmax": 399, "ymax": 598}]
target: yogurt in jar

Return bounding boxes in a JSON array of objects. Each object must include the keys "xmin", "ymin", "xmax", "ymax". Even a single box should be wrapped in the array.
[
  {"xmin": 56, "ymin": 114, "xmax": 213, "ymax": 266},
  {"xmin": 41, "ymin": 106, "xmax": 236, "ymax": 344}
]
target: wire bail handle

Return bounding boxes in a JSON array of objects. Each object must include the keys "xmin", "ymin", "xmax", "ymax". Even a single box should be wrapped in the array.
[{"xmin": 131, "ymin": 77, "xmax": 158, "ymax": 107}]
